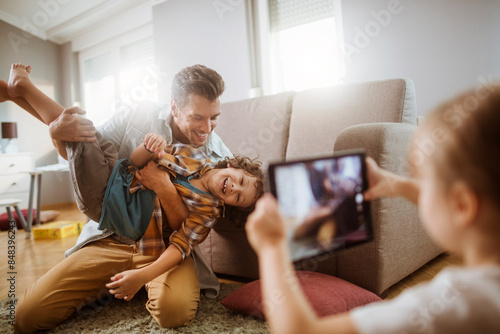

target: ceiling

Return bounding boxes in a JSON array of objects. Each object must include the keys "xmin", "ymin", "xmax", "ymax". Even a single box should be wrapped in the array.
[{"xmin": 0, "ymin": 0, "xmax": 163, "ymax": 46}]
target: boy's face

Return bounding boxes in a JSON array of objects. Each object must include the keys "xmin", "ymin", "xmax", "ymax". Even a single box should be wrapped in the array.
[
  {"xmin": 207, "ymin": 167, "xmax": 259, "ymax": 208},
  {"xmin": 171, "ymin": 94, "xmax": 220, "ymax": 147}
]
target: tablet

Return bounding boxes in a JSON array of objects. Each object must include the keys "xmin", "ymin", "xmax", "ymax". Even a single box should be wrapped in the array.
[{"xmin": 268, "ymin": 150, "xmax": 373, "ymax": 262}]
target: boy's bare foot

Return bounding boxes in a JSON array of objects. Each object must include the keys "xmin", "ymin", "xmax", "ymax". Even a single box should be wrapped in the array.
[{"xmin": 7, "ymin": 63, "xmax": 32, "ymax": 99}]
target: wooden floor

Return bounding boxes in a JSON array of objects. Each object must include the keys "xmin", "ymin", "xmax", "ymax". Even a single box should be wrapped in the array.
[{"xmin": 0, "ymin": 203, "xmax": 462, "ymax": 300}]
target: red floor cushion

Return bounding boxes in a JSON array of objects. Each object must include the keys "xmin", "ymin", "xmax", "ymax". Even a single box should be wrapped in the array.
[
  {"xmin": 220, "ymin": 270, "xmax": 382, "ymax": 320},
  {"xmin": 0, "ymin": 209, "xmax": 59, "ymax": 230}
]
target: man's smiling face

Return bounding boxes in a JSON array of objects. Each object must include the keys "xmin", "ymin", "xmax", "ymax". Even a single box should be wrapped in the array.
[{"xmin": 171, "ymin": 94, "xmax": 220, "ymax": 147}]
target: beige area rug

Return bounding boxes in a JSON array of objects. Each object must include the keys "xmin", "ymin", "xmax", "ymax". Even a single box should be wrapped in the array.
[{"xmin": 0, "ymin": 284, "xmax": 269, "ymax": 334}]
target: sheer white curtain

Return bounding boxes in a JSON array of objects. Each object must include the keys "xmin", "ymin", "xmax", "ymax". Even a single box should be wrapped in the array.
[
  {"xmin": 81, "ymin": 36, "xmax": 157, "ymax": 126},
  {"xmin": 268, "ymin": 0, "xmax": 345, "ymax": 92}
]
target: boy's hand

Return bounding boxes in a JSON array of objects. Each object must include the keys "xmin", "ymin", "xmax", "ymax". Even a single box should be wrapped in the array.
[
  {"xmin": 364, "ymin": 157, "xmax": 400, "ymax": 200},
  {"xmin": 144, "ymin": 132, "xmax": 167, "ymax": 155},
  {"xmin": 245, "ymin": 193, "xmax": 286, "ymax": 255},
  {"xmin": 106, "ymin": 269, "xmax": 146, "ymax": 301}
]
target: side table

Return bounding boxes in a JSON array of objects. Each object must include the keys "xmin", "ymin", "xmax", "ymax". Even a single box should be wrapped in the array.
[
  {"xmin": 0, "ymin": 198, "xmax": 30, "ymax": 238},
  {"xmin": 26, "ymin": 163, "xmax": 70, "ymax": 234}
]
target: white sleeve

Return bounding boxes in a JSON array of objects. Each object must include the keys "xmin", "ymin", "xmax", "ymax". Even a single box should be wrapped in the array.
[
  {"xmin": 350, "ymin": 268, "xmax": 500, "ymax": 334},
  {"xmin": 351, "ymin": 283, "xmax": 435, "ymax": 334}
]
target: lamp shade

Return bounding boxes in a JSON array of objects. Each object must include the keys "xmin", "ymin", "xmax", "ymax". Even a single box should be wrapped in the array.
[{"xmin": 1, "ymin": 122, "xmax": 17, "ymax": 139}]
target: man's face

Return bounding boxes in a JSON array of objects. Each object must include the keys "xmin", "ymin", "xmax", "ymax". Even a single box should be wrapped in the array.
[{"xmin": 171, "ymin": 94, "xmax": 220, "ymax": 147}]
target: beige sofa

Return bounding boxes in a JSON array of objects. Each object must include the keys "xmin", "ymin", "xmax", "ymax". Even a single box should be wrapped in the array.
[{"xmin": 199, "ymin": 79, "xmax": 442, "ymax": 297}]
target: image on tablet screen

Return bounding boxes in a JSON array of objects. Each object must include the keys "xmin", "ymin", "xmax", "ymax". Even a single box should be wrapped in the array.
[{"xmin": 272, "ymin": 154, "xmax": 371, "ymax": 262}]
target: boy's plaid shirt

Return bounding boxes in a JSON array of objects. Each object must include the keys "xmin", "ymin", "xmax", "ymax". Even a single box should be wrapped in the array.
[{"xmin": 130, "ymin": 143, "xmax": 222, "ymax": 260}]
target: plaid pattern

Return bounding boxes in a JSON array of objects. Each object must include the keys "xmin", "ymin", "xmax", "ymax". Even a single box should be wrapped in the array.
[{"xmin": 133, "ymin": 144, "xmax": 222, "ymax": 260}]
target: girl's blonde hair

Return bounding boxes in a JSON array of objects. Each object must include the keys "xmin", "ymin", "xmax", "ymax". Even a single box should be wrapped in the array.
[{"xmin": 412, "ymin": 84, "xmax": 500, "ymax": 205}]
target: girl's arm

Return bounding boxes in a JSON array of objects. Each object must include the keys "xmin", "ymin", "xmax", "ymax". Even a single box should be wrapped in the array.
[
  {"xmin": 364, "ymin": 157, "xmax": 420, "ymax": 205},
  {"xmin": 246, "ymin": 194, "xmax": 358, "ymax": 334},
  {"xmin": 130, "ymin": 133, "xmax": 167, "ymax": 168}
]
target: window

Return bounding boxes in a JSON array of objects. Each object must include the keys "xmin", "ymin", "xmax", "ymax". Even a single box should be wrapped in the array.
[
  {"xmin": 80, "ymin": 36, "xmax": 157, "ymax": 126},
  {"xmin": 83, "ymin": 52, "xmax": 115, "ymax": 127},
  {"xmin": 268, "ymin": 0, "xmax": 344, "ymax": 92}
]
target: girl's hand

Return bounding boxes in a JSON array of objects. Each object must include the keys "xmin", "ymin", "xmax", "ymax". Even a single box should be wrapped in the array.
[
  {"xmin": 106, "ymin": 269, "xmax": 146, "ymax": 301},
  {"xmin": 364, "ymin": 157, "xmax": 400, "ymax": 200},
  {"xmin": 144, "ymin": 133, "xmax": 167, "ymax": 155},
  {"xmin": 245, "ymin": 193, "xmax": 287, "ymax": 254}
]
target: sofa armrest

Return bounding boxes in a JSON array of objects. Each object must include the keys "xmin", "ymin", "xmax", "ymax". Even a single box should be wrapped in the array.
[
  {"xmin": 335, "ymin": 122, "xmax": 415, "ymax": 174},
  {"xmin": 332, "ymin": 122, "xmax": 442, "ymax": 295}
]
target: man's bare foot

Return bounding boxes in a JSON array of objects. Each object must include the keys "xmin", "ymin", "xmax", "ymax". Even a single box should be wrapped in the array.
[{"xmin": 7, "ymin": 63, "xmax": 32, "ymax": 98}]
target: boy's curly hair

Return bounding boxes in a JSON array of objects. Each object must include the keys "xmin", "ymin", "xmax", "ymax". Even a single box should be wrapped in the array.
[{"xmin": 214, "ymin": 155, "xmax": 264, "ymax": 221}]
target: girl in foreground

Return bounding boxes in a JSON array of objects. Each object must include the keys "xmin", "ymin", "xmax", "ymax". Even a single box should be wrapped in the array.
[{"xmin": 246, "ymin": 85, "xmax": 500, "ymax": 333}]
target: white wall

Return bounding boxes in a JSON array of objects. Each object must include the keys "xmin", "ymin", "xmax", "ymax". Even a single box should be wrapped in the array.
[
  {"xmin": 341, "ymin": 0, "xmax": 500, "ymax": 115},
  {"xmin": 0, "ymin": 20, "xmax": 74, "ymax": 206},
  {"xmin": 152, "ymin": 0, "xmax": 253, "ymax": 104}
]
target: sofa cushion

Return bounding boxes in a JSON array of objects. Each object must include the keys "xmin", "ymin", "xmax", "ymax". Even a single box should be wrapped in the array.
[
  {"xmin": 217, "ymin": 91, "xmax": 295, "ymax": 164},
  {"xmin": 220, "ymin": 270, "xmax": 382, "ymax": 319},
  {"xmin": 286, "ymin": 79, "xmax": 417, "ymax": 160}
]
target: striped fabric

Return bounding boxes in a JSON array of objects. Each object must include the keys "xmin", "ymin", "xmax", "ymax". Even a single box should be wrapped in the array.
[{"xmin": 133, "ymin": 144, "xmax": 222, "ymax": 260}]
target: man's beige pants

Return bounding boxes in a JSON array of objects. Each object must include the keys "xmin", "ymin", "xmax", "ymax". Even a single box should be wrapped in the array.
[{"xmin": 14, "ymin": 237, "xmax": 200, "ymax": 333}]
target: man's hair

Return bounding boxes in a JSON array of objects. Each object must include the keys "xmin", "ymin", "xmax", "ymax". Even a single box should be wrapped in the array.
[
  {"xmin": 214, "ymin": 155, "xmax": 265, "ymax": 211},
  {"xmin": 171, "ymin": 64, "xmax": 225, "ymax": 109},
  {"xmin": 414, "ymin": 84, "xmax": 500, "ymax": 206}
]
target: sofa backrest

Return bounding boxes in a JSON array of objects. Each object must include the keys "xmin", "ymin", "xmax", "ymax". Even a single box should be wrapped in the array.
[
  {"xmin": 285, "ymin": 79, "xmax": 417, "ymax": 160},
  {"xmin": 217, "ymin": 91, "xmax": 295, "ymax": 164}
]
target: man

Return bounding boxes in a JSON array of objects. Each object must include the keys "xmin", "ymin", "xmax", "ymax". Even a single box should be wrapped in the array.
[{"xmin": 15, "ymin": 65, "xmax": 232, "ymax": 332}]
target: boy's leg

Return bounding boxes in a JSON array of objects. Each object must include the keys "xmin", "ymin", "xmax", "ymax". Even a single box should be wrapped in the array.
[
  {"xmin": 15, "ymin": 237, "xmax": 136, "ymax": 333},
  {"xmin": 133, "ymin": 255, "xmax": 200, "ymax": 328},
  {"xmin": 66, "ymin": 131, "xmax": 119, "ymax": 222},
  {"xmin": 6, "ymin": 63, "xmax": 68, "ymax": 157},
  {"xmin": 0, "ymin": 79, "xmax": 44, "ymax": 123},
  {"xmin": 7, "ymin": 63, "xmax": 63, "ymax": 125}
]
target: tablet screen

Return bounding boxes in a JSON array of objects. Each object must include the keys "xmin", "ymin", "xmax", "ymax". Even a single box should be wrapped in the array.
[{"xmin": 268, "ymin": 150, "xmax": 373, "ymax": 262}]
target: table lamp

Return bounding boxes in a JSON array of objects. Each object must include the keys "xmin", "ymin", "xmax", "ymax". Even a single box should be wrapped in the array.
[{"xmin": 1, "ymin": 122, "xmax": 18, "ymax": 154}]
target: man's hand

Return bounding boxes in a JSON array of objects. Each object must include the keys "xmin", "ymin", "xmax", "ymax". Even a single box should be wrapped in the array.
[
  {"xmin": 245, "ymin": 193, "xmax": 287, "ymax": 255},
  {"xmin": 106, "ymin": 269, "xmax": 146, "ymax": 301},
  {"xmin": 136, "ymin": 161, "xmax": 188, "ymax": 231},
  {"xmin": 48, "ymin": 107, "xmax": 96, "ymax": 142}
]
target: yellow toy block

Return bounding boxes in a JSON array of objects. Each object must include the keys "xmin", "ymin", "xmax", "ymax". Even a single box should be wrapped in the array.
[{"xmin": 33, "ymin": 220, "xmax": 86, "ymax": 239}]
